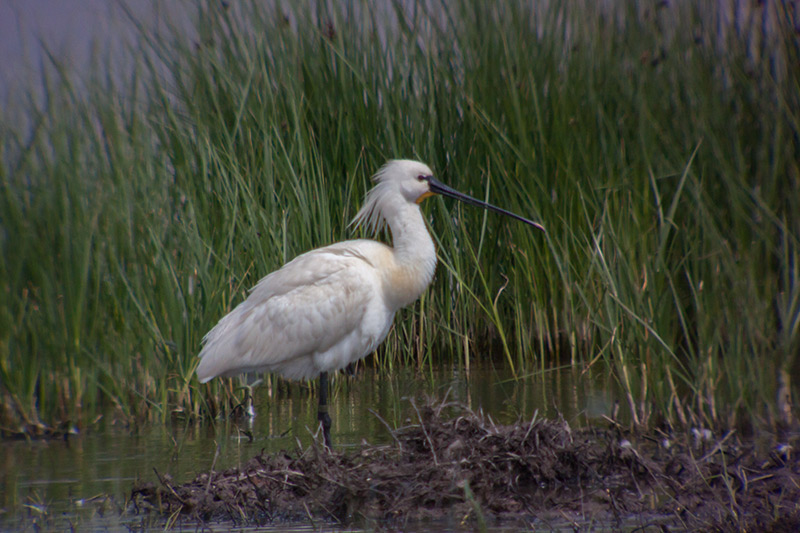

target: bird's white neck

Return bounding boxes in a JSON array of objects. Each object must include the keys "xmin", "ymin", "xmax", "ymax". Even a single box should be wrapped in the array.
[{"xmin": 383, "ymin": 200, "xmax": 437, "ymax": 308}]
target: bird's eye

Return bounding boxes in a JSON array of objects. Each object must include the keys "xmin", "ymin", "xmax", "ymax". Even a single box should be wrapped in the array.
[{"xmin": 417, "ymin": 174, "xmax": 430, "ymax": 182}]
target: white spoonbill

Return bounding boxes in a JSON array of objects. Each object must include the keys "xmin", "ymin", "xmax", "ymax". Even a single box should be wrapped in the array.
[{"xmin": 195, "ymin": 159, "xmax": 544, "ymax": 447}]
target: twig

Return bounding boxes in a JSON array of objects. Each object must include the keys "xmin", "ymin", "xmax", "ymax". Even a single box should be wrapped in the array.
[
  {"xmin": 205, "ymin": 441, "xmax": 221, "ymax": 494},
  {"xmin": 303, "ymin": 501, "xmax": 317, "ymax": 530},
  {"xmin": 433, "ymin": 387, "xmax": 453, "ymax": 417},
  {"xmin": 153, "ymin": 467, "xmax": 188, "ymax": 506},
  {"xmin": 368, "ymin": 408, "xmax": 404, "ymax": 452},
  {"xmin": 699, "ymin": 430, "xmax": 736, "ymax": 463},
  {"xmin": 522, "ymin": 409, "xmax": 540, "ymax": 443},
  {"xmin": 411, "ymin": 398, "xmax": 439, "ymax": 466}
]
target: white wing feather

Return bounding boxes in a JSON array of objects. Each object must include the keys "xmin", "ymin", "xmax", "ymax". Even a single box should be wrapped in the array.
[{"xmin": 196, "ymin": 240, "xmax": 391, "ymax": 382}]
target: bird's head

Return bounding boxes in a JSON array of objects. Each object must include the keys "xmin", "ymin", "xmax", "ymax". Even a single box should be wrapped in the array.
[
  {"xmin": 351, "ymin": 160, "xmax": 433, "ymax": 234},
  {"xmin": 351, "ymin": 159, "xmax": 545, "ymax": 234},
  {"xmin": 378, "ymin": 159, "xmax": 437, "ymax": 204}
]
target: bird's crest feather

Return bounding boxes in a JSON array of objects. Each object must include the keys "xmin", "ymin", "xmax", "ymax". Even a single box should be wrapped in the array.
[{"xmin": 349, "ymin": 161, "xmax": 396, "ymax": 235}]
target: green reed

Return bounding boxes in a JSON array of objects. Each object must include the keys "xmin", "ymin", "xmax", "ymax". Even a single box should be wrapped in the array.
[{"xmin": 1, "ymin": 0, "xmax": 797, "ymax": 434}]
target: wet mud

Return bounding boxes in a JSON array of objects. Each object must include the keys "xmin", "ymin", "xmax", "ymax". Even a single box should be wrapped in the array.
[{"xmin": 131, "ymin": 401, "xmax": 800, "ymax": 531}]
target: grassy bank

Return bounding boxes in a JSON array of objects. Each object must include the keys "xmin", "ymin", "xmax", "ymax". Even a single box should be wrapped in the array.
[{"xmin": 1, "ymin": 0, "xmax": 798, "ymax": 435}]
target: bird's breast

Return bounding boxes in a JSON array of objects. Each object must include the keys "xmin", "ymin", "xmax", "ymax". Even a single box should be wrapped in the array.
[{"xmin": 383, "ymin": 255, "xmax": 437, "ymax": 309}]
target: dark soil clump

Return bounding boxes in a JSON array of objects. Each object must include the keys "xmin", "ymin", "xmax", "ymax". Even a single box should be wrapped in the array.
[{"xmin": 130, "ymin": 401, "xmax": 800, "ymax": 530}]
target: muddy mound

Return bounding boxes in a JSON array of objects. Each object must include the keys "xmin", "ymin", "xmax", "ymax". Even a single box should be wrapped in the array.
[{"xmin": 131, "ymin": 401, "xmax": 800, "ymax": 530}]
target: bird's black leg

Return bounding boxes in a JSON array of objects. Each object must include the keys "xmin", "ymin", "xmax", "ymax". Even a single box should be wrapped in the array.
[{"xmin": 318, "ymin": 371, "xmax": 332, "ymax": 449}]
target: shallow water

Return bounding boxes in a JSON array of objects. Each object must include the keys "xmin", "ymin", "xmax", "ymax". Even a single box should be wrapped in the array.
[{"xmin": 0, "ymin": 365, "xmax": 621, "ymax": 530}]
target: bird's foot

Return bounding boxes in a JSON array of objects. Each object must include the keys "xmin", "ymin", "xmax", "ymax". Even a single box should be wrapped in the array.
[{"xmin": 318, "ymin": 407, "xmax": 332, "ymax": 450}]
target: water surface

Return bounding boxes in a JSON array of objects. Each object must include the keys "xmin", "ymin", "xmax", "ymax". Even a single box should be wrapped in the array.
[{"xmin": 1, "ymin": 365, "xmax": 620, "ymax": 530}]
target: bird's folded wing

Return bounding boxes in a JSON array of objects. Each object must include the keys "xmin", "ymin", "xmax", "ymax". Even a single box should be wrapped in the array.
[{"xmin": 196, "ymin": 246, "xmax": 378, "ymax": 381}]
